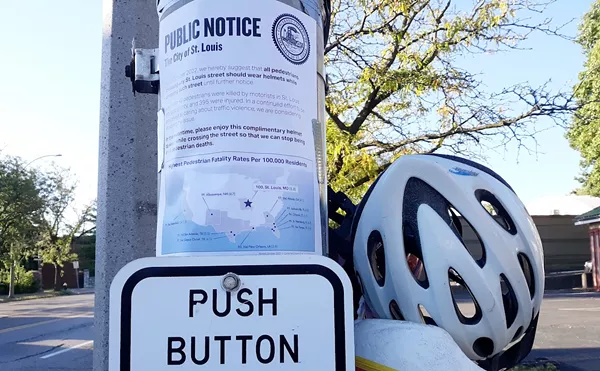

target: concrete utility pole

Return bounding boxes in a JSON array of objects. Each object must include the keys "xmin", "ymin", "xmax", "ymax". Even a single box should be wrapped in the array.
[
  {"xmin": 96, "ymin": 1, "xmax": 354, "ymax": 370},
  {"xmin": 94, "ymin": 1, "xmax": 158, "ymax": 370}
]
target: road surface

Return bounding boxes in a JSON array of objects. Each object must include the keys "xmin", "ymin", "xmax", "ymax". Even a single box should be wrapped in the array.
[
  {"xmin": 527, "ymin": 291, "xmax": 600, "ymax": 370},
  {"xmin": 0, "ymin": 290, "xmax": 599, "ymax": 370},
  {"xmin": 0, "ymin": 293, "xmax": 94, "ymax": 370}
]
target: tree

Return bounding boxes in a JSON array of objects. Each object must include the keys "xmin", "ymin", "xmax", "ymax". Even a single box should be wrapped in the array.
[
  {"xmin": 325, "ymin": 0, "xmax": 579, "ymax": 200},
  {"xmin": 72, "ymin": 200, "xmax": 97, "ymax": 274},
  {"xmin": 73, "ymin": 233, "xmax": 96, "ymax": 273},
  {"xmin": 38, "ymin": 235, "xmax": 78, "ymax": 290},
  {"xmin": 75, "ymin": 199, "xmax": 97, "ymax": 238},
  {"xmin": 0, "ymin": 155, "xmax": 46, "ymax": 297},
  {"xmin": 36, "ymin": 167, "xmax": 95, "ymax": 290},
  {"xmin": 3, "ymin": 226, "xmax": 40, "ymax": 296},
  {"xmin": 566, "ymin": 1, "xmax": 600, "ymax": 196}
]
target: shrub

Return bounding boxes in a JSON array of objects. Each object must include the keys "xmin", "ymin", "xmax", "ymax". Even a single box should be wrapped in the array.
[
  {"xmin": 0, "ymin": 269, "xmax": 40, "ymax": 295},
  {"xmin": 14, "ymin": 271, "xmax": 40, "ymax": 294},
  {"xmin": 0, "ymin": 264, "xmax": 27, "ymax": 283}
]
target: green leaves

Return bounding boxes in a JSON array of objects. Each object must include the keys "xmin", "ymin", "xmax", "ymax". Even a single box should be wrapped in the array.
[
  {"xmin": 38, "ymin": 237, "xmax": 78, "ymax": 269},
  {"xmin": 567, "ymin": 0, "xmax": 600, "ymax": 196},
  {"xmin": 326, "ymin": 0, "xmax": 576, "ymax": 196},
  {"xmin": 36, "ymin": 167, "xmax": 94, "ymax": 270},
  {"xmin": 577, "ymin": 1, "xmax": 600, "ymax": 53},
  {"xmin": 326, "ymin": 121, "xmax": 381, "ymax": 202},
  {"xmin": 0, "ymin": 153, "xmax": 95, "ymax": 290},
  {"xmin": 0, "ymin": 155, "xmax": 46, "ymax": 259}
]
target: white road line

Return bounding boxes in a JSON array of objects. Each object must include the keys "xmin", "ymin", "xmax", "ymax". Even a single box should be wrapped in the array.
[
  {"xmin": 40, "ymin": 340, "xmax": 94, "ymax": 359},
  {"xmin": 558, "ymin": 307, "xmax": 600, "ymax": 312}
]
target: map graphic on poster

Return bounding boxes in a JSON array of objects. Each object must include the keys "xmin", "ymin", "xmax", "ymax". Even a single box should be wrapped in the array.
[{"xmin": 160, "ymin": 163, "xmax": 314, "ymax": 254}]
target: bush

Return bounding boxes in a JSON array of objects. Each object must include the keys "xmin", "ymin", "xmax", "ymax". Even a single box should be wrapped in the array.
[
  {"xmin": 14, "ymin": 271, "xmax": 40, "ymax": 294},
  {"xmin": 0, "ymin": 269, "xmax": 40, "ymax": 295},
  {"xmin": 0, "ymin": 264, "xmax": 27, "ymax": 283}
]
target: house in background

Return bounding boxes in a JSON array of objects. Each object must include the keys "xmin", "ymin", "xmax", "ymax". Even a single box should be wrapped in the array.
[
  {"xmin": 526, "ymin": 194, "xmax": 600, "ymax": 217},
  {"xmin": 573, "ymin": 204, "xmax": 600, "ymax": 291},
  {"xmin": 26, "ymin": 234, "xmax": 96, "ymax": 290},
  {"xmin": 528, "ymin": 195, "xmax": 600, "ymax": 274}
]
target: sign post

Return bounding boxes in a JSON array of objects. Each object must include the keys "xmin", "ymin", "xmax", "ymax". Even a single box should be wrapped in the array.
[{"xmin": 73, "ymin": 261, "xmax": 80, "ymax": 289}]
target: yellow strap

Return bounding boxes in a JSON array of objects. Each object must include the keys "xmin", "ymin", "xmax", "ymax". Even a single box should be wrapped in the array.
[{"xmin": 355, "ymin": 356, "xmax": 399, "ymax": 371}]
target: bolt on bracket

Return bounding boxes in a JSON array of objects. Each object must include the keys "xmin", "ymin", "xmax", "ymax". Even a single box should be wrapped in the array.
[{"xmin": 125, "ymin": 38, "xmax": 160, "ymax": 95}]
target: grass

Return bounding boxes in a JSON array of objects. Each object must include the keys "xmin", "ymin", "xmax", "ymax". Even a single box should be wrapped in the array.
[{"xmin": 0, "ymin": 289, "xmax": 73, "ymax": 303}]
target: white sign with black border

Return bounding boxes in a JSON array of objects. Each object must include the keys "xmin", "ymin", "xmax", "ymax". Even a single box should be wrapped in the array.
[{"xmin": 109, "ymin": 254, "xmax": 355, "ymax": 370}]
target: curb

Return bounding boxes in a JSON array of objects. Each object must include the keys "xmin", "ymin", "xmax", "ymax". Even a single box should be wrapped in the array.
[
  {"xmin": 0, "ymin": 288, "xmax": 94, "ymax": 303},
  {"xmin": 0, "ymin": 291, "xmax": 67, "ymax": 303}
]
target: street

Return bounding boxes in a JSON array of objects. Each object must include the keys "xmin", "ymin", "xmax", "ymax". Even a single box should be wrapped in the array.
[
  {"xmin": 527, "ymin": 291, "xmax": 600, "ymax": 370},
  {"xmin": 0, "ymin": 293, "xmax": 94, "ymax": 370},
  {"xmin": 0, "ymin": 291, "xmax": 598, "ymax": 370}
]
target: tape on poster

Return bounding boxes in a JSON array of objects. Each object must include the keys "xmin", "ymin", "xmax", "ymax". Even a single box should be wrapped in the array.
[{"xmin": 355, "ymin": 356, "xmax": 398, "ymax": 371}]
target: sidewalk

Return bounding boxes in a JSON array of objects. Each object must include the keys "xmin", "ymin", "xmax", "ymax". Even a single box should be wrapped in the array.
[{"xmin": 0, "ymin": 287, "xmax": 95, "ymax": 303}]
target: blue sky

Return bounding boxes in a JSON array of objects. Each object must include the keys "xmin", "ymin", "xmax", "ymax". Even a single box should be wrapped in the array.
[
  {"xmin": 451, "ymin": 0, "xmax": 594, "ymax": 205},
  {"xmin": 0, "ymin": 1, "xmax": 103, "ymax": 209},
  {"xmin": 0, "ymin": 0, "xmax": 594, "ymax": 210}
]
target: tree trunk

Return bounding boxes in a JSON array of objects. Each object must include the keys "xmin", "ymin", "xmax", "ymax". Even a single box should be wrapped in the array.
[{"xmin": 8, "ymin": 260, "xmax": 16, "ymax": 298}]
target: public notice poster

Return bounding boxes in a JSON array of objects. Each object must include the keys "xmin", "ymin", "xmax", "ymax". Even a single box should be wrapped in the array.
[{"xmin": 156, "ymin": 0, "xmax": 321, "ymax": 255}]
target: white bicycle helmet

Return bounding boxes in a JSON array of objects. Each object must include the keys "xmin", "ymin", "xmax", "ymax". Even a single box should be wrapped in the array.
[{"xmin": 351, "ymin": 153, "xmax": 544, "ymax": 368}]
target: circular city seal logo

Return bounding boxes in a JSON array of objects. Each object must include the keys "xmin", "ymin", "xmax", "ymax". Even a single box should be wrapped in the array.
[{"xmin": 272, "ymin": 14, "xmax": 310, "ymax": 65}]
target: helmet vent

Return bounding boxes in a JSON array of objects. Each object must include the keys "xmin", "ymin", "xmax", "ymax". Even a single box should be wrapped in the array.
[
  {"xmin": 449, "ymin": 268, "xmax": 482, "ymax": 325},
  {"xmin": 418, "ymin": 304, "xmax": 437, "ymax": 326},
  {"xmin": 367, "ymin": 231, "xmax": 386, "ymax": 287},
  {"xmin": 481, "ymin": 200, "xmax": 498, "ymax": 216},
  {"xmin": 405, "ymin": 176, "xmax": 480, "ymax": 290},
  {"xmin": 448, "ymin": 207, "xmax": 463, "ymax": 236},
  {"xmin": 473, "ymin": 337, "xmax": 495, "ymax": 358},
  {"xmin": 475, "ymin": 189, "xmax": 517, "ymax": 235},
  {"xmin": 402, "ymin": 222, "xmax": 429, "ymax": 289},
  {"xmin": 500, "ymin": 274, "xmax": 519, "ymax": 328},
  {"xmin": 389, "ymin": 300, "xmax": 405, "ymax": 320},
  {"xmin": 518, "ymin": 253, "xmax": 535, "ymax": 299},
  {"xmin": 406, "ymin": 252, "xmax": 428, "ymax": 288},
  {"xmin": 450, "ymin": 207, "xmax": 486, "ymax": 268},
  {"xmin": 402, "ymin": 177, "xmax": 486, "ymax": 283}
]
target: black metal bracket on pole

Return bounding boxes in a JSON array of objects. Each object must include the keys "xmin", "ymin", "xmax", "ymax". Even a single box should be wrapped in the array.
[{"xmin": 124, "ymin": 39, "xmax": 160, "ymax": 95}]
